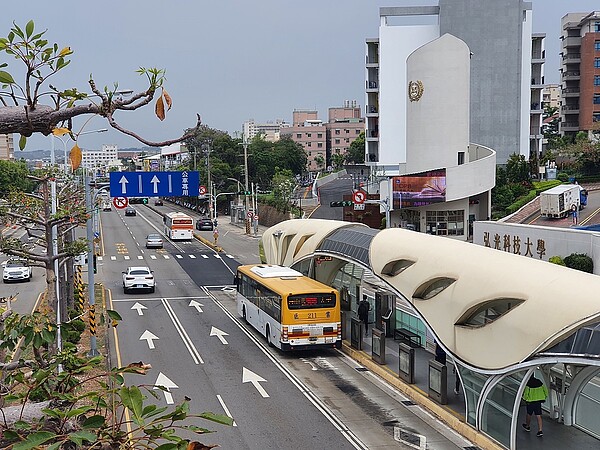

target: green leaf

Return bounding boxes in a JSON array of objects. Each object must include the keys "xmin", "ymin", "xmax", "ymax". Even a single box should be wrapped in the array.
[
  {"xmin": 45, "ymin": 443, "xmax": 62, "ymax": 450},
  {"xmin": 66, "ymin": 405, "xmax": 94, "ymax": 418},
  {"xmin": 67, "ymin": 430, "xmax": 97, "ymax": 447},
  {"xmin": 199, "ymin": 411, "xmax": 234, "ymax": 426},
  {"xmin": 0, "ymin": 70, "xmax": 15, "ymax": 84},
  {"xmin": 25, "ymin": 20, "xmax": 34, "ymax": 38},
  {"xmin": 12, "ymin": 431, "xmax": 55, "ymax": 450},
  {"xmin": 19, "ymin": 134, "xmax": 26, "ymax": 150},
  {"xmin": 82, "ymin": 414, "xmax": 105, "ymax": 429},
  {"xmin": 3, "ymin": 430, "xmax": 19, "ymax": 440},
  {"xmin": 121, "ymin": 385, "xmax": 144, "ymax": 420},
  {"xmin": 107, "ymin": 309, "xmax": 122, "ymax": 320},
  {"xmin": 155, "ymin": 444, "xmax": 178, "ymax": 450}
]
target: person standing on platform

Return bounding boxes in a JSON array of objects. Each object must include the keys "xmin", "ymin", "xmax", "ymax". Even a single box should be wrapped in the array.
[
  {"xmin": 358, "ymin": 299, "xmax": 370, "ymax": 336},
  {"xmin": 522, "ymin": 375, "xmax": 548, "ymax": 437}
]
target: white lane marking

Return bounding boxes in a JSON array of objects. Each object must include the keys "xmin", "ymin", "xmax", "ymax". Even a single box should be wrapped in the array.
[
  {"xmin": 216, "ymin": 395, "xmax": 237, "ymax": 427},
  {"xmin": 154, "ymin": 372, "xmax": 178, "ymax": 405},
  {"xmin": 226, "ymin": 254, "xmax": 235, "ymax": 259},
  {"xmin": 201, "ymin": 254, "xmax": 209, "ymax": 259},
  {"xmin": 163, "ymin": 255, "xmax": 170, "ymax": 259},
  {"xmin": 176, "ymin": 255, "xmax": 183, "ymax": 259},
  {"xmin": 110, "ymin": 256, "xmax": 116, "ymax": 261},
  {"xmin": 140, "ymin": 330, "xmax": 159, "ymax": 349},
  {"xmin": 98, "ymin": 256, "xmax": 103, "ymax": 261},
  {"xmin": 150, "ymin": 255, "xmax": 157, "ymax": 260},
  {"xmin": 189, "ymin": 254, "xmax": 196, "ymax": 259},
  {"xmin": 137, "ymin": 255, "xmax": 144, "ymax": 260},
  {"xmin": 214, "ymin": 254, "xmax": 222, "ymax": 259},
  {"xmin": 160, "ymin": 298, "xmax": 203, "ymax": 364},
  {"xmin": 124, "ymin": 255, "xmax": 130, "ymax": 260}
]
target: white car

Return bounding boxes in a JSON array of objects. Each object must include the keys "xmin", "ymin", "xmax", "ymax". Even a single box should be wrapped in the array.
[
  {"xmin": 122, "ymin": 266, "xmax": 155, "ymax": 293},
  {"xmin": 3, "ymin": 259, "xmax": 32, "ymax": 283}
]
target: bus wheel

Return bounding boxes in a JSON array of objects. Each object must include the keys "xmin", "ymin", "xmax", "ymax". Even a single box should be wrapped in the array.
[
  {"xmin": 265, "ymin": 325, "xmax": 273, "ymax": 347},
  {"xmin": 242, "ymin": 306, "xmax": 248, "ymax": 323}
]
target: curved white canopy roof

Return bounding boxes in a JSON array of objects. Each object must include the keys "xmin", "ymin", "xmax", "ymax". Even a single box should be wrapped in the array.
[{"xmin": 262, "ymin": 219, "xmax": 600, "ymax": 370}]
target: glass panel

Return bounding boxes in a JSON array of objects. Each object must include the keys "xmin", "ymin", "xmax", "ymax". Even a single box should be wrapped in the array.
[
  {"xmin": 459, "ymin": 366, "xmax": 489, "ymax": 426},
  {"xmin": 574, "ymin": 374, "xmax": 600, "ymax": 434},
  {"xmin": 481, "ymin": 371, "xmax": 527, "ymax": 447}
]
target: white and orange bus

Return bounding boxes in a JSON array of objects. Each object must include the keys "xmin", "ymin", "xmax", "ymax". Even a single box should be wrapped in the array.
[
  {"xmin": 235, "ymin": 264, "xmax": 341, "ymax": 351},
  {"xmin": 164, "ymin": 212, "xmax": 193, "ymax": 240}
]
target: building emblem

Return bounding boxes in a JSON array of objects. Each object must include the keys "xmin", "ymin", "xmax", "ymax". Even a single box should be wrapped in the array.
[{"xmin": 408, "ymin": 80, "xmax": 424, "ymax": 102}]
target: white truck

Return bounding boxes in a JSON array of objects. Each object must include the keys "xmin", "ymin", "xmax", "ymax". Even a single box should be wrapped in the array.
[{"xmin": 539, "ymin": 184, "xmax": 581, "ymax": 219}]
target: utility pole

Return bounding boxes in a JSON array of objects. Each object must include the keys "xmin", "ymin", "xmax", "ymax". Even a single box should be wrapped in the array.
[{"xmin": 239, "ymin": 135, "xmax": 250, "ymax": 234}]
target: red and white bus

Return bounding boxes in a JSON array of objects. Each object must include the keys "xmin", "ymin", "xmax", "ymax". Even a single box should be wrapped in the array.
[{"xmin": 164, "ymin": 212, "xmax": 194, "ymax": 240}]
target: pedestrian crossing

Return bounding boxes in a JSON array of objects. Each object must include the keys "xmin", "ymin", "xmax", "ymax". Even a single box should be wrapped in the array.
[{"xmin": 97, "ymin": 253, "xmax": 235, "ymax": 262}]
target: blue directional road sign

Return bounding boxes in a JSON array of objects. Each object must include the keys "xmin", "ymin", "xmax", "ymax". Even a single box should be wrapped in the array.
[{"xmin": 109, "ymin": 171, "xmax": 199, "ymax": 198}]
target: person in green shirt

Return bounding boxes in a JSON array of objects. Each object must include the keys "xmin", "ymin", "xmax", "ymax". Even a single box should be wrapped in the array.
[{"xmin": 522, "ymin": 375, "xmax": 549, "ymax": 437}]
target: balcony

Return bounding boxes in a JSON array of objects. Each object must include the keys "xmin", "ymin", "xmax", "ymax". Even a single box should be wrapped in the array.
[
  {"xmin": 562, "ymin": 36, "xmax": 581, "ymax": 48},
  {"xmin": 561, "ymin": 122, "xmax": 579, "ymax": 132},
  {"xmin": 365, "ymin": 55, "xmax": 379, "ymax": 66},
  {"xmin": 366, "ymin": 104, "xmax": 379, "ymax": 117},
  {"xmin": 562, "ymin": 53, "xmax": 581, "ymax": 62},
  {"xmin": 562, "ymin": 88, "xmax": 580, "ymax": 97},
  {"xmin": 561, "ymin": 104, "xmax": 580, "ymax": 114},
  {"xmin": 366, "ymin": 80, "xmax": 378, "ymax": 91},
  {"xmin": 562, "ymin": 71, "xmax": 580, "ymax": 80},
  {"xmin": 530, "ymin": 102, "xmax": 543, "ymax": 113}
]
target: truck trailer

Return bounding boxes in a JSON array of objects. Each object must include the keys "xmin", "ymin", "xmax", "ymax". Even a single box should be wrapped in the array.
[{"xmin": 540, "ymin": 184, "xmax": 583, "ymax": 219}]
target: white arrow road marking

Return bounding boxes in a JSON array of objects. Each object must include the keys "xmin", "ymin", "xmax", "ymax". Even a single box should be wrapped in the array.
[
  {"xmin": 210, "ymin": 326, "xmax": 229, "ymax": 345},
  {"xmin": 119, "ymin": 175, "xmax": 128, "ymax": 194},
  {"xmin": 138, "ymin": 174, "xmax": 142, "ymax": 193},
  {"xmin": 131, "ymin": 302, "xmax": 147, "ymax": 316},
  {"xmin": 151, "ymin": 175, "xmax": 160, "ymax": 194},
  {"xmin": 242, "ymin": 367, "xmax": 269, "ymax": 398},
  {"xmin": 189, "ymin": 300, "xmax": 204, "ymax": 313},
  {"xmin": 154, "ymin": 372, "xmax": 178, "ymax": 405},
  {"xmin": 140, "ymin": 330, "xmax": 159, "ymax": 349}
]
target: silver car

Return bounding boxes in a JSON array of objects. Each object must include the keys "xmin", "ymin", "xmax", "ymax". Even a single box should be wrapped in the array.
[
  {"xmin": 122, "ymin": 266, "xmax": 155, "ymax": 293},
  {"xmin": 145, "ymin": 233, "xmax": 163, "ymax": 249}
]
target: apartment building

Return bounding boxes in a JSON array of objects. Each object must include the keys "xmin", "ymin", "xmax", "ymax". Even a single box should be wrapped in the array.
[
  {"xmin": 530, "ymin": 33, "xmax": 546, "ymax": 172},
  {"xmin": 326, "ymin": 101, "xmax": 365, "ymax": 165},
  {"xmin": 542, "ymin": 83, "xmax": 562, "ymax": 109},
  {"xmin": 366, "ymin": 0, "xmax": 535, "ymax": 168},
  {"xmin": 559, "ymin": 11, "xmax": 600, "ymax": 139},
  {"xmin": 81, "ymin": 144, "xmax": 121, "ymax": 174},
  {"xmin": 280, "ymin": 110, "xmax": 327, "ymax": 173},
  {"xmin": 242, "ymin": 119, "xmax": 290, "ymax": 142},
  {"xmin": 0, "ymin": 134, "xmax": 14, "ymax": 160}
]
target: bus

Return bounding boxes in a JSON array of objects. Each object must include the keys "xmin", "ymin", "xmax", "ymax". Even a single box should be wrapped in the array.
[
  {"xmin": 164, "ymin": 212, "xmax": 194, "ymax": 240},
  {"xmin": 235, "ymin": 264, "xmax": 341, "ymax": 350}
]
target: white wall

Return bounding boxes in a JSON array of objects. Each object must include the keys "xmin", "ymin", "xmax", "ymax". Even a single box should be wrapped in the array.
[
  {"xmin": 520, "ymin": 9, "xmax": 533, "ymax": 159},
  {"xmin": 406, "ymin": 34, "xmax": 470, "ymax": 174},
  {"xmin": 379, "ymin": 24, "xmax": 439, "ymax": 166}
]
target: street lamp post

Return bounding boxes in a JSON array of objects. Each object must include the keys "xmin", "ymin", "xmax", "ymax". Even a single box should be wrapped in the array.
[{"xmin": 238, "ymin": 136, "xmax": 250, "ymax": 234}]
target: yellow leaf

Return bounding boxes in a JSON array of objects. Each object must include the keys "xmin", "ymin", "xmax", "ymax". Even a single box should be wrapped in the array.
[
  {"xmin": 162, "ymin": 88, "xmax": 172, "ymax": 111},
  {"xmin": 70, "ymin": 144, "xmax": 82, "ymax": 170},
  {"xmin": 52, "ymin": 127, "xmax": 71, "ymax": 136},
  {"xmin": 155, "ymin": 96, "xmax": 165, "ymax": 121},
  {"xmin": 59, "ymin": 46, "xmax": 72, "ymax": 57}
]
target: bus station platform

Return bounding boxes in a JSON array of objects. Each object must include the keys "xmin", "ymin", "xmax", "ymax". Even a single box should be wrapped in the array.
[{"xmin": 341, "ymin": 320, "xmax": 600, "ymax": 450}]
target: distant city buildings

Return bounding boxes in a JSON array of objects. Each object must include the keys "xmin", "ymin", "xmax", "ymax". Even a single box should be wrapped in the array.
[
  {"xmin": 280, "ymin": 110, "xmax": 327, "ymax": 173},
  {"xmin": 559, "ymin": 11, "xmax": 600, "ymax": 139},
  {"xmin": 542, "ymin": 83, "xmax": 562, "ymax": 109},
  {"xmin": 242, "ymin": 119, "xmax": 290, "ymax": 142},
  {"xmin": 82, "ymin": 144, "xmax": 121, "ymax": 174},
  {"xmin": 0, "ymin": 134, "xmax": 14, "ymax": 160}
]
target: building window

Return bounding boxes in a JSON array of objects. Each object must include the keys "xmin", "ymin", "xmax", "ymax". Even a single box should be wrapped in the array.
[
  {"xmin": 296, "ymin": 133, "xmax": 302, "ymax": 139},
  {"xmin": 596, "ymin": 21, "xmax": 600, "ymax": 32},
  {"xmin": 425, "ymin": 210, "xmax": 464, "ymax": 236},
  {"xmin": 307, "ymin": 142, "xmax": 312, "ymax": 147},
  {"xmin": 317, "ymin": 142, "xmax": 323, "ymax": 148},
  {"xmin": 335, "ymin": 129, "xmax": 340, "ymax": 135},
  {"xmin": 308, "ymin": 152, "xmax": 311, "ymax": 157},
  {"xmin": 345, "ymin": 129, "xmax": 350, "ymax": 134},
  {"xmin": 596, "ymin": 41, "xmax": 600, "ymax": 51},
  {"xmin": 335, "ymin": 139, "xmax": 340, "ymax": 144},
  {"xmin": 458, "ymin": 152, "xmax": 465, "ymax": 165},
  {"xmin": 317, "ymin": 133, "xmax": 322, "ymax": 138},
  {"xmin": 595, "ymin": 75, "xmax": 600, "ymax": 86},
  {"xmin": 594, "ymin": 113, "xmax": 600, "ymax": 123},
  {"xmin": 595, "ymin": 58, "xmax": 600, "ymax": 69},
  {"xmin": 307, "ymin": 133, "xmax": 311, "ymax": 138},
  {"xmin": 594, "ymin": 95, "xmax": 600, "ymax": 105}
]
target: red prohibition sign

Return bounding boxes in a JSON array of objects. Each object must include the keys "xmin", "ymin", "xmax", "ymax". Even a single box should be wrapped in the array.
[
  {"xmin": 199, "ymin": 185, "xmax": 207, "ymax": 195},
  {"xmin": 113, "ymin": 197, "xmax": 129, "ymax": 209},
  {"xmin": 352, "ymin": 190, "xmax": 366, "ymax": 204}
]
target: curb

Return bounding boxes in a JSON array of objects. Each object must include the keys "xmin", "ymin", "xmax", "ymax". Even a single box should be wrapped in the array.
[{"xmin": 341, "ymin": 342, "xmax": 503, "ymax": 450}]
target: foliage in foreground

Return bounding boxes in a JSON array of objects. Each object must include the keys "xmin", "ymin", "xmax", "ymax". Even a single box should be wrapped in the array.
[{"xmin": 0, "ymin": 312, "xmax": 232, "ymax": 449}]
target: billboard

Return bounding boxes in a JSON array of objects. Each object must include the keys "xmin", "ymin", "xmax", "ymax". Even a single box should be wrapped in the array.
[{"xmin": 392, "ymin": 169, "xmax": 446, "ymax": 209}]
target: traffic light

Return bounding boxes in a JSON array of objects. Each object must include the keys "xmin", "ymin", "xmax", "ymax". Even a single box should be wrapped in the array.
[
  {"xmin": 142, "ymin": 197, "xmax": 148, "ymax": 204},
  {"xmin": 329, "ymin": 201, "xmax": 353, "ymax": 207}
]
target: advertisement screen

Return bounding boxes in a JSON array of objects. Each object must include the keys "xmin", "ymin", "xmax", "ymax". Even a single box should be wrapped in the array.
[{"xmin": 392, "ymin": 169, "xmax": 446, "ymax": 209}]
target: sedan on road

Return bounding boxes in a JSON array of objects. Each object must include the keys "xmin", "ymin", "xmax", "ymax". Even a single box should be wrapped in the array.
[
  {"xmin": 154, "ymin": 198, "xmax": 163, "ymax": 206},
  {"xmin": 145, "ymin": 233, "xmax": 163, "ymax": 249},
  {"xmin": 125, "ymin": 207, "xmax": 136, "ymax": 216},
  {"xmin": 122, "ymin": 266, "xmax": 155, "ymax": 293},
  {"xmin": 2, "ymin": 259, "xmax": 32, "ymax": 283},
  {"xmin": 195, "ymin": 217, "xmax": 214, "ymax": 231}
]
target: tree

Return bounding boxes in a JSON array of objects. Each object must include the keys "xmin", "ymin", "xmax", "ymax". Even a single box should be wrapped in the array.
[
  {"xmin": 331, "ymin": 152, "xmax": 345, "ymax": 170},
  {"xmin": 0, "ymin": 20, "xmax": 201, "ymax": 149},
  {"xmin": 271, "ymin": 168, "xmax": 295, "ymax": 213},
  {"xmin": 505, "ymin": 153, "xmax": 530, "ymax": 184},
  {"xmin": 346, "ymin": 131, "xmax": 365, "ymax": 164}
]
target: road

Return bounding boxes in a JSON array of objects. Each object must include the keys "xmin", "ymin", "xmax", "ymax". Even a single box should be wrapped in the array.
[{"xmin": 97, "ymin": 201, "xmax": 470, "ymax": 449}]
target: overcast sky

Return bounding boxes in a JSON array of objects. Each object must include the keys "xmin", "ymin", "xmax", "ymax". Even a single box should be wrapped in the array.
[{"xmin": 3, "ymin": 0, "xmax": 598, "ymax": 152}]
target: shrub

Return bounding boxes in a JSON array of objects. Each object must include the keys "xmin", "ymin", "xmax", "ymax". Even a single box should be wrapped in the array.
[
  {"xmin": 548, "ymin": 256, "xmax": 566, "ymax": 266},
  {"xmin": 557, "ymin": 172, "xmax": 569, "ymax": 182},
  {"xmin": 564, "ymin": 253, "xmax": 594, "ymax": 273}
]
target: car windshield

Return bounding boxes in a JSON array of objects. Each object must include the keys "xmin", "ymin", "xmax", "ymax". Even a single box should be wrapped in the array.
[
  {"xmin": 130, "ymin": 269, "xmax": 150, "ymax": 275},
  {"xmin": 6, "ymin": 261, "xmax": 27, "ymax": 268},
  {"xmin": 147, "ymin": 234, "xmax": 161, "ymax": 239}
]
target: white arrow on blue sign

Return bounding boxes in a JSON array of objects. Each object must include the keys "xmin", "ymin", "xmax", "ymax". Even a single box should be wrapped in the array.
[{"xmin": 109, "ymin": 171, "xmax": 199, "ymax": 198}]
